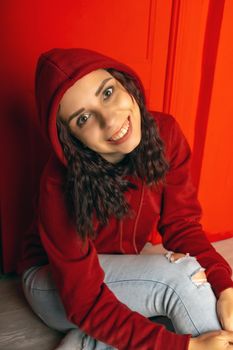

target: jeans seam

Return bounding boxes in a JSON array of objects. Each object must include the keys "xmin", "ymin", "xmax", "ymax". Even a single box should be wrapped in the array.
[
  {"xmin": 30, "ymin": 288, "xmax": 57, "ymax": 291},
  {"xmin": 28, "ymin": 278, "xmax": 202, "ymax": 333},
  {"xmin": 106, "ymin": 278, "xmax": 201, "ymax": 335}
]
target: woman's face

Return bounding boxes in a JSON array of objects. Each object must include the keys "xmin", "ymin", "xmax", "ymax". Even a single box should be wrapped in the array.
[{"xmin": 59, "ymin": 69, "xmax": 141, "ymax": 163}]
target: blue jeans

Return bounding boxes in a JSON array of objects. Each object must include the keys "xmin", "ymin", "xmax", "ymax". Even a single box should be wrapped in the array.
[{"xmin": 22, "ymin": 253, "xmax": 221, "ymax": 349}]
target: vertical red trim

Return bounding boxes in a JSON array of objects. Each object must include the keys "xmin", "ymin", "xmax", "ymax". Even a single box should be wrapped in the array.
[
  {"xmin": 146, "ymin": 0, "xmax": 156, "ymax": 60},
  {"xmin": 163, "ymin": 0, "xmax": 181, "ymax": 112},
  {"xmin": 191, "ymin": 0, "xmax": 225, "ymax": 189}
]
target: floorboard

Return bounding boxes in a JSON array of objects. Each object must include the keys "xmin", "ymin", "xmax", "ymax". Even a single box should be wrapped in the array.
[{"xmin": 0, "ymin": 278, "xmax": 63, "ymax": 350}]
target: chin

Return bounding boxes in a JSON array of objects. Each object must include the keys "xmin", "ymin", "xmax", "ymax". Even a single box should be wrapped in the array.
[{"xmin": 126, "ymin": 136, "xmax": 141, "ymax": 154}]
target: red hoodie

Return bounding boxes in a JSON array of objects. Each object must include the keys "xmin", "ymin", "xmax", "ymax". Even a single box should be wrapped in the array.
[{"xmin": 18, "ymin": 48, "xmax": 233, "ymax": 350}]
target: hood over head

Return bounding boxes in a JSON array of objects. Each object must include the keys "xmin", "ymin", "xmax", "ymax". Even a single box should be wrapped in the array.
[{"xmin": 35, "ymin": 48, "xmax": 146, "ymax": 165}]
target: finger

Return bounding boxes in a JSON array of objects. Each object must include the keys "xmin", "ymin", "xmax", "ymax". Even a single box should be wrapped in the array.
[
  {"xmin": 223, "ymin": 321, "xmax": 233, "ymax": 332},
  {"xmin": 217, "ymin": 310, "xmax": 233, "ymax": 331},
  {"xmin": 219, "ymin": 316, "xmax": 224, "ymax": 329},
  {"xmin": 219, "ymin": 330, "xmax": 233, "ymax": 342}
]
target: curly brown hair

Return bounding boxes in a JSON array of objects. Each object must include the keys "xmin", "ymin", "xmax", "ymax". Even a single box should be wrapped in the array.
[{"xmin": 56, "ymin": 68, "xmax": 169, "ymax": 242}]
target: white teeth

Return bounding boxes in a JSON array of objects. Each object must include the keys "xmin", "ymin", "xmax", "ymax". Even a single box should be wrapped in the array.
[{"xmin": 110, "ymin": 120, "xmax": 129, "ymax": 141}]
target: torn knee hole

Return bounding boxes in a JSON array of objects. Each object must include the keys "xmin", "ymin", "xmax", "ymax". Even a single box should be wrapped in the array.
[
  {"xmin": 191, "ymin": 269, "xmax": 207, "ymax": 286},
  {"xmin": 165, "ymin": 251, "xmax": 188, "ymax": 263},
  {"xmin": 165, "ymin": 251, "xmax": 208, "ymax": 286}
]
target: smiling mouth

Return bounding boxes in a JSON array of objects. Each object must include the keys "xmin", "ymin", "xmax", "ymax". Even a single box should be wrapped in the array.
[{"xmin": 108, "ymin": 117, "xmax": 130, "ymax": 141}]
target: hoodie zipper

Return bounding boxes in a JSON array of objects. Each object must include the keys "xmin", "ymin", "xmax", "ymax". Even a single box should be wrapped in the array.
[
  {"xmin": 132, "ymin": 182, "xmax": 144, "ymax": 254},
  {"xmin": 120, "ymin": 182, "xmax": 145, "ymax": 254}
]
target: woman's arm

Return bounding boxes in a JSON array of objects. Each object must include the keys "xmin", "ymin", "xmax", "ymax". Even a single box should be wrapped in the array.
[
  {"xmin": 188, "ymin": 330, "xmax": 233, "ymax": 350},
  {"xmin": 217, "ymin": 288, "xmax": 233, "ymax": 331},
  {"xmin": 156, "ymin": 114, "xmax": 233, "ymax": 298},
  {"xmin": 38, "ymin": 155, "xmax": 191, "ymax": 350},
  {"xmin": 154, "ymin": 114, "xmax": 233, "ymax": 334}
]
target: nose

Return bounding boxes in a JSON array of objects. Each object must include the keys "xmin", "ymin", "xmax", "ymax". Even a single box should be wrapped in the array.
[{"xmin": 96, "ymin": 106, "xmax": 118, "ymax": 129}]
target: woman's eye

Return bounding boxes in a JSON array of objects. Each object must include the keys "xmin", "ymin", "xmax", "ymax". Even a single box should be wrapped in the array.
[
  {"xmin": 77, "ymin": 113, "xmax": 90, "ymax": 127},
  {"xmin": 103, "ymin": 86, "xmax": 114, "ymax": 100}
]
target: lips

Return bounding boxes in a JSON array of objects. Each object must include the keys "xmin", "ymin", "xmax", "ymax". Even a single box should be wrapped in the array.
[{"xmin": 108, "ymin": 117, "xmax": 130, "ymax": 142}]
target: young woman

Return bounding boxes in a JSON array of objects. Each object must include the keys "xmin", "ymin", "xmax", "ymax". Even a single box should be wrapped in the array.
[{"xmin": 19, "ymin": 48, "xmax": 233, "ymax": 350}]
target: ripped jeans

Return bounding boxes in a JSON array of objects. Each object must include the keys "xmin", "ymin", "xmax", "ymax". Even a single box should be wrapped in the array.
[{"xmin": 22, "ymin": 253, "xmax": 221, "ymax": 350}]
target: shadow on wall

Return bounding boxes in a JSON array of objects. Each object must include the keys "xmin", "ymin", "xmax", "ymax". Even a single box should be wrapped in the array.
[{"xmin": 1, "ymin": 78, "xmax": 51, "ymax": 273}]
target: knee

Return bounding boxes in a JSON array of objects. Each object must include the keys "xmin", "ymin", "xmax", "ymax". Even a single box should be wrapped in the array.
[
  {"xmin": 165, "ymin": 252, "xmax": 208, "ymax": 287},
  {"xmin": 165, "ymin": 252, "xmax": 208, "ymax": 292}
]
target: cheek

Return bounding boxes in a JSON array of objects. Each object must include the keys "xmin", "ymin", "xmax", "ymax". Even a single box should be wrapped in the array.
[
  {"xmin": 133, "ymin": 102, "xmax": 141, "ymax": 125},
  {"xmin": 71, "ymin": 120, "xmax": 99, "ymax": 145},
  {"xmin": 116, "ymin": 91, "xmax": 134, "ymax": 108},
  {"xmin": 81, "ymin": 128, "xmax": 102, "ymax": 148}
]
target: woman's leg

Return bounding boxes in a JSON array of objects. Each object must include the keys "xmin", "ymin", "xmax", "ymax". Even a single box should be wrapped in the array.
[
  {"xmin": 22, "ymin": 254, "xmax": 221, "ymax": 350},
  {"xmin": 98, "ymin": 254, "xmax": 221, "ymax": 335},
  {"xmin": 22, "ymin": 265, "xmax": 117, "ymax": 350}
]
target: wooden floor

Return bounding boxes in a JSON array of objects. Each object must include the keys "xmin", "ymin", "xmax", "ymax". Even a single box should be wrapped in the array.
[
  {"xmin": 0, "ymin": 277, "xmax": 63, "ymax": 350},
  {"xmin": 0, "ymin": 238, "xmax": 233, "ymax": 350}
]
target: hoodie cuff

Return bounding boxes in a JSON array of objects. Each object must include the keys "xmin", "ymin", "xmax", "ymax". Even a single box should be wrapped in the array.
[
  {"xmin": 207, "ymin": 271, "xmax": 233, "ymax": 298},
  {"xmin": 159, "ymin": 331, "xmax": 191, "ymax": 350}
]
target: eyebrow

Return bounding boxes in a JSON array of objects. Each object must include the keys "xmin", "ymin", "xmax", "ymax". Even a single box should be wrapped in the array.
[
  {"xmin": 95, "ymin": 77, "xmax": 113, "ymax": 96},
  {"xmin": 67, "ymin": 108, "xmax": 85, "ymax": 124}
]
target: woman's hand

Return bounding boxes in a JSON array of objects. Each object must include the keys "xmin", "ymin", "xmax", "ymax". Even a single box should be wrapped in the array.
[
  {"xmin": 217, "ymin": 288, "xmax": 233, "ymax": 331},
  {"xmin": 188, "ymin": 330, "xmax": 233, "ymax": 350}
]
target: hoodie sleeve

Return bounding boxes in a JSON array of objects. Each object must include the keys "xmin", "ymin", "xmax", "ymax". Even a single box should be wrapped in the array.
[
  {"xmin": 157, "ymin": 115, "xmax": 233, "ymax": 298},
  {"xmin": 38, "ymin": 156, "xmax": 191, "ymax": 350}
]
